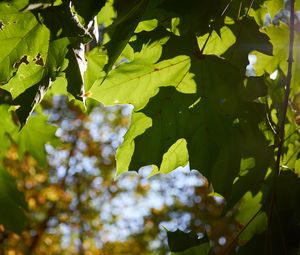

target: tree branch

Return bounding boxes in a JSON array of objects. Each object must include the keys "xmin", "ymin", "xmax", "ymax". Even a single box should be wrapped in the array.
[{"xmin": 267, "ymin": 1, "xmax": 295, "ymax": 254}]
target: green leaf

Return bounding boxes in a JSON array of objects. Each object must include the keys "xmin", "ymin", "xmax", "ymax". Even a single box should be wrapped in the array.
[
  {"xmin": 104, "ymin": 0, "xmax": 149, "ymax": 72},
  {"xmin": 115, "ymin": 56, "xmax": 272, "ymax": 203},
  {"xmin": 242, "ymin": 76, "xmax": 268, "ymax": 101},
  {"xmin": 0, "ymin": 2, "xmax": 79, "ymax": 125},
  {"xmin": 295, "ymin": 159, "xmax": 300, "ymax": 176},
  {"xmin": 167, "ymin": 229, "xmax": 209, "ymax": 252},
  {"xmin": 171, "ymin": 243, "xmax": 210, "ymax": 255},
  {"xmin": 248, "ymin": 170, "xmax": 300, "ymax": 255},
  {"xmin": 237, "ymin": 234, "xmax": 265, "ymax": 255},
  {"xmin": 0, "ymin": 87, "xmax": 12, "ymax": 105},
  {"xmin": 0, "ymin": 0, "xmax": 28, "ymax": 11},
  {"xmin": 253, "ymin": 22, "xmax": 300, "ymax": 94},
  {"xmin": 124, "ymin": 87, "xmax": 198, "ymax": 173},
  {"xmin": 227, "ymin": 125, "xmax": 273, "ymax": 208},
  {"xmin": 89, "ymin": 42, "xmax": 196, "ymax": 110},
  {"xmin": 130, "ymin": 57, "xmax": 239, "ymax": 177},
  {"xmin": 65, "ymin": 45, "xmax": 86, "ymax": 101},
  {"xmin": 73, "ymin": 0, "xmax": 106, "ymax": 24},
  {"xmin": 197, "ymin": 26, "xmax": 236, "ymax": 56},
  {"xmin": 116, "ymin": 112, "xmax": 152, "ymax": 177},
  {"xmin": 0, "ymin": 165, "xmax": 27, "ymax": 234},
  {"xmin": 135, "ymin": 19, "xmax": 158, "ymax": 33},
  {"xmin": 0, "ymin": 6, "xmax": 50, "ymax": 82},
  {"xmin": 0, "ymin": 104, "xmax": 59, "ymax": 165},
  {"xmin": 224, "ymin": 17, "xmax": 272, "ymax": 72},
  {"xmin": 264, "ymin": 0, "xmax": 284, "ymax": 18},
  {"xmin": 158, "ymin": 0, "xmax": 221, "ymax": 35},
  {"xmin": 46, "ymin": 37, "xmax": 69, "ymax": 77},
  {"xmin": 151, "ymin": 138, "xmax": 189, "ymax": 175},
  {"xmin": 235, "ymin": 192, "xmax": 267, "ymax": 244},
  {"xmin": 2, "ymin": 60, "xmax": 44, "ymax": 99},
  {"xmin": 237, "ymin": 171, "xmax": 300, "ymax": 254},
  {"xmin": 84, "ymin": 47, "xmax": 107, "ymax": 92},
  {"xmin": 0, "ymin": 105, "xmax": 16, "ymax": 158},
  {"xmin": 36, "ymin": 4, "xmax": 92, "ymax": 44},
  {"xmin": 3, "ymin": 36, "xmax": 70, "ymax": 125},
  {"xmin": 13, "ymin": 113, "xmax": 60, "ymax": 166},
  {"xmin": 12, "ymin": 78, "xmax": 50, "ymax": 126},
  {"xmin": 96, "ymin": 0, "xmax": 116, "ymax": 28},
  {"xmin": 22, "ymin": 0, "xmax": 62, "ymax": 11}
]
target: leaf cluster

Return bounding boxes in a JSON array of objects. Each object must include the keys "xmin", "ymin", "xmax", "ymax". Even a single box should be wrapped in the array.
[{"xmin": 0, "ymin": 0, "xmax": 300, "ymax": 254}]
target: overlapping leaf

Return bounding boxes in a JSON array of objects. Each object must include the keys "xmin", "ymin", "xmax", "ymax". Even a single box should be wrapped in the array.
[
  {"xmin": 103, "ymin": 0, "xmax": 150, "ymax": 72},
  {"xmin": 0, "ymin": 105, "xmax": 59, "ymax": 166},
  {"xmin": 116, "ymin": 56, "xmax": 272, "ymax": 203},
  {"xmin": 235, "ymin": 192, "xmax": 267, "ymax": 244},
  {"xmin": 0, "ymin": 4, "xmax": 49, "ymax": 82},
  {"xmin": 167, "ymin": 229, "xmax": 210, "ymax": 254},
  {"xmin": 14, "ymin": 113, "xmax": 60, "ymax": 166},
  {"xmin": 254, "ymin": 22, "xmax": 300, "ymax": 94},
  {"xmin": 0, "ymin": 105, "xmax": 16, "ymax": 158},
  {"xmin": 223, "ymin": 17, "xmax": 272, "ymax": 72},
  {"xmin": 89, "ymin": 42, "xmax": 196, "ymax": 110},
  {"xmin": 0, "ymin": 165, "xmax": 27, "ymax": 234},
  {"xmin": 0, "ymin": 2, "xmax": 94, "ymax": 125}
]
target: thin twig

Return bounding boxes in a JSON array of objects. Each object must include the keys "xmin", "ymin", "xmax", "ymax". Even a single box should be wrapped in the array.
[
  {"xmin": 266, "ymin": 1, "xmax": 295, "ymax": 254},
  {"xmin": 222, "ymin": 208, "xmax": 262, "ymax": 255},
  {"xmin": 274, "ymin": 0, "xmax": 295, "ymax": 179},
  {"xmin": 283, "ymin": 125, "xmax": 300, "ymax": 142},
  {"xmin": 200, "ymin": 0, "xmax": 235, "ymax": 53},
  {"xmin": 283, "ymin": 144, "xmax": 300, "ymax": 165}
]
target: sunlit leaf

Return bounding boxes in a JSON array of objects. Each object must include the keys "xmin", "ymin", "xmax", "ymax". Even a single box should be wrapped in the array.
[
  {"xmin": 0, "ymin": 6, "xmax": 50, "ymax": 82},
  {"xmin": 235, "ymin": 192, "xmax": 267, "ymax": 244},
  {"xmin": 154, "ymin": 138, "xmax": 189, "ymax": 175},
  {"xmin": 197, "ymin": 26, "xmax": 236, "ymax": 56},
  {"xmin": 116, "ymin": 112, "xmax": 152, "ymax": 176},
  {"xmin": 254, "ymin": 23, "xmax": 300, "ymax": 94},
  {"xmin": 2, "ymin": 60, "xmax": 44, "ymax": 99},
  {"xmin": 89, "ymin": 43, "xmax": 196, "ymax": 110}
]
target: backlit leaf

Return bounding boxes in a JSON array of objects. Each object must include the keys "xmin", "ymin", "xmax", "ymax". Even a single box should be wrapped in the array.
[
  {"xmin": 0, "ymin": 6, "xmax": 50, "ymax": 82},
  {"xmin": 89, "ymin": 43, "xmax": 196, "ymax": 110}
]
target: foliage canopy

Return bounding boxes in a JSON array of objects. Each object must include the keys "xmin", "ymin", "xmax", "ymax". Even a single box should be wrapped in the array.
[{"xmin": 0, "ymin": 0, "xmax": 300, "ymax": 254}]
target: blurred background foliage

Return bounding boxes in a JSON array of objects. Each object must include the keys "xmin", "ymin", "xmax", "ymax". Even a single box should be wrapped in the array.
[{"xmin": 0, "ymin": 97, "xmax": 240, "ymax": 255}]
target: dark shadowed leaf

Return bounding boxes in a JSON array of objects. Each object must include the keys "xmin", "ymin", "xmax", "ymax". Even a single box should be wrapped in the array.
[
  {"xmin": 224, "ymin": 17, "xmax": 272, "ymax": 72},
  {"xmin": 73, "ymin": 0, "xmax": 106, "ymax": 24},
  {"xmin": 0, "ymin": 165, "xmax": 27, "ymax": 234},
  {"xmin": 167, "ymin": 229, "xmax": 209, "ymax": 252},
  {"xmin": 103, "ymin": 0, "xmax": 149, "ymax": 72}
]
